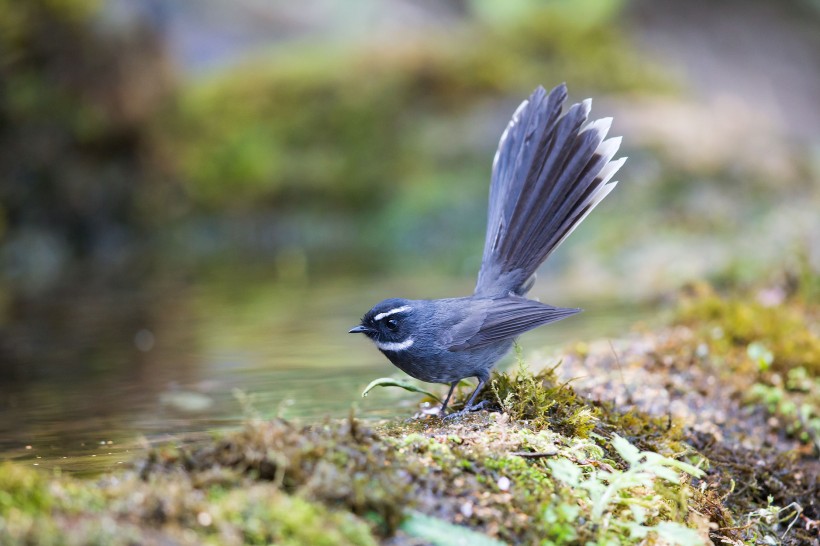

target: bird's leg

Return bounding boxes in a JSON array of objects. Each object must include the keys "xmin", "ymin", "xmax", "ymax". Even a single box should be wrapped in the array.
[
  {"xmin": 438, "ymin": 381, "xmax": 459, "ymax": 417},
  {"xmin": 443, "ymin": 378, "xmax": 488, "ymax": 420},
  {"xmin": 463, "ymin": 378, "xmax": 487, "ymax": 411}
]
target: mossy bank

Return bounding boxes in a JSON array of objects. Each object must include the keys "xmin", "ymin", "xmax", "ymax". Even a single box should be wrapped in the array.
[{"xmin": 1, "ymin": 277, "xmax": 819, "ymax": 545}]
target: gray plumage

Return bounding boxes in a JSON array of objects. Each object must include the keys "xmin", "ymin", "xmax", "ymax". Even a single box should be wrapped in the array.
[{"xmin": 350, "ymin": 84, "xmax": 625, "ymax": 416}]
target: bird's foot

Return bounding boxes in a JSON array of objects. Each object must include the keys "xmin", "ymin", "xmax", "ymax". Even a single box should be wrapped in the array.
[{"xmin": 441, "ymin": 400, "xmax": 490, "ymax": 421}]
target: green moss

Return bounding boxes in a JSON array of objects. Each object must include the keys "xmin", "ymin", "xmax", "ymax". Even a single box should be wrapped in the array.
[
  {"xmin": 595, "ymin": 403, "xmax": 688, "ymax": 458},
  {"xmin": 143, "ymin": 417, "xmax": 416, "ymax": 535},
  {"xmin": 204, "ymin": 486, "xmax": 376, "ymax": 546},
  {"xmin": 0, "ymin": 469, "xmax": 375, "ymax": 546},
  {"xmin": 0, "ymin": 462, "xmax": 52, "ymax": 515},
  {"xmin": 484, "ymin": 454, "xmax": 554, "ymax": 501},
  {"xmin": 464, "ymin": 357, "xmax": 600, "ymax": 437},
  {"xmin": 675, "ymin": 282, "xmax": 820, "ymax": 377}
]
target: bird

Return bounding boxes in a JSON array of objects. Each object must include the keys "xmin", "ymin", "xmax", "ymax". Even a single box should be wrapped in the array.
[{"xmin": 349, "ymin": 83, "xmax": 625, "ymax": 417}]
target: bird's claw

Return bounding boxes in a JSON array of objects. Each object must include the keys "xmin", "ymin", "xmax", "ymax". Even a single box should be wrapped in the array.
[{"xmin": 441, "ymin": 400, "xmax": 490, "ymax": 420}]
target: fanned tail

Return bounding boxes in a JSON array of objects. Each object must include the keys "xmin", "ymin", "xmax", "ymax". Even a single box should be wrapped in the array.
[{"xmin": 475, "ymin": 84, "xmax": 625, "ymax": 297}]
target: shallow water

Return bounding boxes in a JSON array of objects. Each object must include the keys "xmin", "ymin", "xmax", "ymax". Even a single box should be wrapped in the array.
[{"xmin": 0, "ymin": 272, "xmax": 644, "ymax": 475}]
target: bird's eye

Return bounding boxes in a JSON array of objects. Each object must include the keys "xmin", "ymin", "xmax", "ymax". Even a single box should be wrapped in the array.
[{"xmin": 385, "ymin": 318, "xmax": 398, "ymax": 331}]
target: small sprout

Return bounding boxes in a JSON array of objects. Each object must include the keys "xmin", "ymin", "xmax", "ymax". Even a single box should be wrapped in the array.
[
  {"xmin": 361, "ymin": 377, "xmax": 442, "ymax": 403},
  {"xmin": 232, "ymin": 388, "xmax": 262, "ymax": 421},
  {"xmin": 747, "ymin": 342, "xmax": 774, "ymax": 372}
]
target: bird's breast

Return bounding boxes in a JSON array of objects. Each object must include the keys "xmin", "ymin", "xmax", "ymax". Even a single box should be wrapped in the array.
[{"xmin": 379, "ymin": 347, "xmax": 448, "ymax": 384}]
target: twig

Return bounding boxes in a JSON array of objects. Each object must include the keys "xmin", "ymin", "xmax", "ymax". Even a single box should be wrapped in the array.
[
  {"xmin": 780, "ymin": 502, "xmax": 803, "ymax": 540},
  {"xmin": 608, "ymin": 340, "xmax": 634, "ymax": 405},
  {"xmin": 509, "ymin": 451, "xmax": 558, "ymax": 458}
]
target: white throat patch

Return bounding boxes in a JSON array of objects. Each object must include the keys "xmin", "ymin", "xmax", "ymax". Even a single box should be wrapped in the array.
[
  {"xmin": 373, "ymin": 305, "xmax": 412, "ymax": 321},
  {"xmin": 376, "ymin": 337, "xmax": 414, "ymax": 352}
]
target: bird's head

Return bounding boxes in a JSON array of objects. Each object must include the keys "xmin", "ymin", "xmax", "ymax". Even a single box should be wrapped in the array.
[{"xmin": 349, "ymin": 298, "xmax": 417, "ymax": 352}]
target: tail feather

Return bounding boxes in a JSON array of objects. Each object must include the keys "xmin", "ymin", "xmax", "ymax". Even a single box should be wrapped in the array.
[{"xmin": 475, "ymin": 84, "xmax": 625, "ymax": 297}]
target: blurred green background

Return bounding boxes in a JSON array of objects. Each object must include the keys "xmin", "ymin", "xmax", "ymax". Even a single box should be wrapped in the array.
[{"xmin": 1, "ymin": 0, "xmax": 819, "ymax": 472}]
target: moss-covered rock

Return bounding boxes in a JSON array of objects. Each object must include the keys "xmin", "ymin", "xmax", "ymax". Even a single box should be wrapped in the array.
[{"xmin": 0, "ymin": 375, "xmax": 709, "ymax": 545}]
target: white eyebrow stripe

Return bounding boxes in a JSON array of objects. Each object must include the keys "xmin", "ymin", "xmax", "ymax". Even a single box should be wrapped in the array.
[
  {"xmin": 373, "ymin": 306, "xmax": 412, "ymax": 321},
  {"xmin": 376, "ymin": 337, "xmax": 414, "ymax": 352}
]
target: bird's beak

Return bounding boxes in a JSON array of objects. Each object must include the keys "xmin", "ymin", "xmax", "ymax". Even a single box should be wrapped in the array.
[{"xmin": 348, "ymin": 325, "xmax": 371, "ymax": 334}]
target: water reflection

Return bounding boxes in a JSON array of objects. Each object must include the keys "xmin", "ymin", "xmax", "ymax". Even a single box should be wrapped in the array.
[{"xmin": 0, "ymin": 272, "xmax": 643, "ymax": 474}]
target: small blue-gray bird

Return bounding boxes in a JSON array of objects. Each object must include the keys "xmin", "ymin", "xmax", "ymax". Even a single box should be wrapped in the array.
[{"xmin": 349, "ymin": 84, "xmax": 625, "ymax": 417}]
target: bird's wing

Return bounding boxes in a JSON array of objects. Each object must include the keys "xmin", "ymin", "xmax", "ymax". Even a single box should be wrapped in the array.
[{"xmin": 443, "ymin": 296, "xmax": 581, "ymax": 351}]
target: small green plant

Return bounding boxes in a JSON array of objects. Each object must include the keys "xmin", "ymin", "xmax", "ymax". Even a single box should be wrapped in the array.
[
  {"xmin": 747, "ymin": 342, "xmax": 774, "ymax": 372},
  {"xmin": 400, "ymin": 512, "xmax": 506, "ymax": 546},
  {"xmin": 547, "ymin": 435, "xmax": 705, "ymax": 545},
  {"xmin": 233, "ymin": 388, "xmax": 263, "ymax": 422},
  {"xmin": 361, "ymin": 377, "xmax": 442, "ymax": 403},
  {"xmin": 748, "ymin": 373, "xmax": 820, "ymax": 450},
  {"xmin": 541, "ymin": 501, "xmax": 581, "ymax": 545}
]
